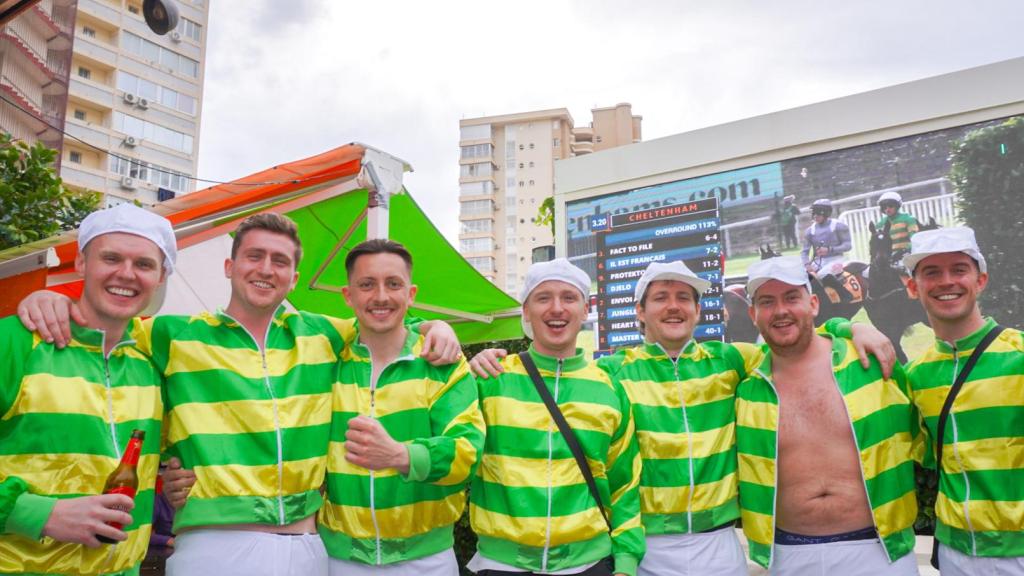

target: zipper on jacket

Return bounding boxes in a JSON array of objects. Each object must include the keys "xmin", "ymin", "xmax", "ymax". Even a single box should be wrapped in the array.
[
  {"xmin": 670, "ymin": 354, "xmax": 696, "ymax": 532},
  {"xmin": 753, "ymin": 368, "xmax": 782, "ymax": 568},
  {"xmin": 831, "ymin": 371, "xmax": 888, "ymax": 562},
  {"xmin": 541, "ymin": 358, "xmax": 563, "ymax": 573},
  {"xmin": 368, "ymin": 374, "xmax": 382, "ymax": 565},
  {"xmin": 101, "ymin": 330, "xmax": 137, "ymax": 460},
  {"xmin": 947, "ymin": 345, "xmax": 977, "ymax": 555},
  {"xmin": 225, "ymin": 312, "xmax": 286, "ymax": 525},
  {"xmin": 366, "ymin": 351, "xmax": 416, "ymax": 565}
]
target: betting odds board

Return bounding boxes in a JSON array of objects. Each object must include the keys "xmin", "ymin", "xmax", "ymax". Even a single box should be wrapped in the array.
[{"xmin": 590, "ymin": 198, "xmax": 724, "ymax": 355}]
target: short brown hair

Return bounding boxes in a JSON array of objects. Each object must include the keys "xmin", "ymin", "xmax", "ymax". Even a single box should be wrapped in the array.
[
  {"xmin": 231, "ymin": 213, "xmax": 302, "ymax": 266},
  {"xmin": 344, "ymin": 238, "xmax": 413, "ymax": 276}
]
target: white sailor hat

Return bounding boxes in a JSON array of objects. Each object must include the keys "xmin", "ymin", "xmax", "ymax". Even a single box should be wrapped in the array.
[
  {"xmin": 746, "ymin": 256, "xmax": 812, "ymax": 297},
  {"xmin": 902, "ymin": 227, "xmax": 986, "ymax": 275},
  {"xmin": 634, "ymin": 261, "xmax": 711, "ymax": 302},
  {"xmin": 519, "ymin": 258, "xmax": 591, "ymax": 339},
  {"xmin": 78, "ymin": 203, "xmax": 177, "ymax": 275}
]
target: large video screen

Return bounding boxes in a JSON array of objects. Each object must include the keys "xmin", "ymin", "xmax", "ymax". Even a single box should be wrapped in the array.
[{"xmin": 566, "ymin": 113, "xmax": 1024, "ymax": 361}]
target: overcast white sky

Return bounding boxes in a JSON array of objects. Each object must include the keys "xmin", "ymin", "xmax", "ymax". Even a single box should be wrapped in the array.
[{"xmin": 195, "ymin": 0, "xmax": 1024, "ymax": 243}]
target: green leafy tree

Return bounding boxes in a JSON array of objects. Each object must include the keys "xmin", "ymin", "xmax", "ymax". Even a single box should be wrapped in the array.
[
  {"xmin": 0, "ymin": 132, "xmax": 100, "ymax": 251},
  {"xmin": 534, "ymin": 196, "xmax": 555, "ymax": 235},
  {"xmin": 949, "ymin": 116, "xmax": 1024, "ymax": 328}
]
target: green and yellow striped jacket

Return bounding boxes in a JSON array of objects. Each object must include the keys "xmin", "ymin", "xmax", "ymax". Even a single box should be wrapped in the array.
[
  {"xmin": 470, "ymin": 347, "xmax": 645, "ymax": 576},
  {"xmin": 140, "ymin": 307, "xmax": 353, "ymax": 531},
  {"xmin": 877, "ymin": 212, "xmax": 919, "ymax": 254},
  {"xmin": 0, "ymin": 316, "xmax": 162, "ymax": 575},
  {"xmin": 735, "ymin": 335, "xmax": 921, "ymax": 568},
  {"xmin": 905, "ymin": 318, "xmax": 1024, "ymax": 557},
  {"xmin": 597, "ymin": 340, "xmax": 760, "ymax": 535},
  {"xmin": 318, "ymin": 327, "xmax": 484, "ymax": 565}
]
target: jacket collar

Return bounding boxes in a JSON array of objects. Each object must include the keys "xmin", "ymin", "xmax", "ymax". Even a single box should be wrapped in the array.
[{"xmin": 526, "ymin": 344, "xmax": 588, "ymax": 372}]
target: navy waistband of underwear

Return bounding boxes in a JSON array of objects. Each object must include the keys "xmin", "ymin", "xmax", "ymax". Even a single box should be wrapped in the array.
[{"xmin": 775, "ymin": 526, "xmax": 877, "ymax": 545}]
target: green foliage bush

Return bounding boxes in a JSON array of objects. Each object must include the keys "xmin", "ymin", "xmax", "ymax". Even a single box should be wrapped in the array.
[
  {"xmin": 950, "ymin": 116, "xmax": 1024, "ymax": 328},
  {"xmin": 0, "ymin": 132, "xmax": 100, "ymax": 251}
]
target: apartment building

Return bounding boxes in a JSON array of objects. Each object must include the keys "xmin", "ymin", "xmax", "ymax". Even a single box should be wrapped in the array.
[
  {"xmin": 458, "ymin": 103, "xmax": 641, "ymax": 296},
  {"xmin": 60, "ymin": 0, "xmax": 208, "ymax": 206},
  {"xmin": 0, "ymin": 0, "xmax": 76, "ymax": 159}
]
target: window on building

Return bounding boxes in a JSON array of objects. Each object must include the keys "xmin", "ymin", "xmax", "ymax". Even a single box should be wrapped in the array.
[
  {"xmin": 518, "ymin": 162, "xmax": 523, "ymax": 169},
  {"xmin": 73, "ymin": 109, "xmax": 86, "ymax": 121},
  {"xmin": 518, "ymin": 181, "xmax": 524, "ymax": 187},
  {"xmin": 459, "ymin": 123, "xmax": 491, "ymax": 141},
  {"xmin": 109, "ymin": 155, "xmax": 193, "ymax": 194},
  {"xmin": 461, "ymin": 238, "xmax": 493, "ymax": 253},
  {"xmin": 459, "ymin": 181, "xmax": 493, "ymax": 196},
  {"xmin": 460, "ymin": 162, "xmax": 492, "ymax": 178},
  {"xmin": 529, "ymin": 180, "xmax": 535, "ymax": 186},
  {"xmin": 466, "ymin": 257, "xmax": 494, "ymax": 273},
  {"xmin": 529, "ymin": 143, "xmax": 534, "ymax": 149},
  {"xmin": 596, "ymin": 135, "xmax": 603, "ymax": 143},
  {"xmin": 518, "ymin": 144, "xmax": 524, "ymax": 151},
  {"xmin": 121, "ymin": 31, "xmax": 199, "ymax": 78},
  {"xmin": 460, "ymin": 199, "xmax": 493, "ymax": 215},
  {"xmin": 553, "ymin": 138, "xmax": 560, "ymax": 148},
  {"xmin": 461, "ymin": 218, "xmax": 493, "ymax": 234},
  {"xmin": 77, "ymin": 66, "xmax": 91, "ymax": 79},
  {"xmin": 459, "ymin": 143, "xmax": 493, "ymax": 160},
  {"xmin": 113, "ymin": 111, "xmax": 195, "ymax": 154},
  {"xmin": 69, "ymin": 151, "xmax": 82, "ymax": 163},
  {"xmin": 529, "ymin": 161, "xmax": 534, "ymax": 168},
  {"xmin": 82, "ymin": 26, "xmax": 96, "ymax": 38},
  {"xmin": 552, "ymin": 119, "xmax": 560, "ymax": 129},
  {"xmin": 181, "ymin": 18, "xmax": 202, "ymax": 41}
]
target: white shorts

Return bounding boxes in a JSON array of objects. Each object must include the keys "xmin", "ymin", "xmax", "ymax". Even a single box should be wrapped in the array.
[
  {"xmin": 166, "ymin": 530, "xmax": 327, "ymax": 576},
  {"xmin": 328, "ymin": 548, "xmax": 458, "ymax": 576},
  {"xmin": 770, "ymin": 538, "xmax": 918, "ymax": 576},
  {"xmin": 638, "ymin": 526, "xmax": 747, "ymax": 576},
  {"xmin": 937, "ymin": 543, "xmax": 1024, "ymax": 576}
]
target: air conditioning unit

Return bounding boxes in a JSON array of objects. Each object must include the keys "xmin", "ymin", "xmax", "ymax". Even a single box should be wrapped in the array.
[
  {"xmin": 123, "ymin": 135, "xmax": 138, "ymax": 147},
  {"xmin": 120, "ymin": 176, "xmax": 136, "ymax": 189},
  {"xmin": 170, "ymin": 31, "xmax": 182, "ymax": 42},
  {"xmin": 137, "ymin": 98, "xmax": 149, "ymax": 110},
  {"xmin": 123, "ymin": 92, "xmax": 137, "ymax": 104}
]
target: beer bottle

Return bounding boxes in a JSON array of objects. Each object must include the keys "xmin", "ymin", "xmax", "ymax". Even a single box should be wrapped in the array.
[{"xmin": 97, "ymin": 429, "xmax": 144, "ymax": 544}]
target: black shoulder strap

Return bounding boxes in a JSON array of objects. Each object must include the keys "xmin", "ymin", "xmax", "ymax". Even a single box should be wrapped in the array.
[
  {"xmin": 518, "ymin": 353, "xmax": 612, "ymax": 532},
  {"xmin": 934, "ymin": 325, "xmax": 1005, "ymax": 475},
  {"xmin": 930, "ymin": 324, "xmax": 1004, "ymax": 570}
]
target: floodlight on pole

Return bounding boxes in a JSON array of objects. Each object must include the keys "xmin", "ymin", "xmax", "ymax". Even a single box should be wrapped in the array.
[{"xmin": 143, "ymin": 0, "xmax": 180, "ymax": 35}]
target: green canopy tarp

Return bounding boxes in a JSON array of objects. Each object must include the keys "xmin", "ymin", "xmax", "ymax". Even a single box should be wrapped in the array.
[{"xmin": 286, "ymin": 189, "xmax": 523, "ymax": 343}]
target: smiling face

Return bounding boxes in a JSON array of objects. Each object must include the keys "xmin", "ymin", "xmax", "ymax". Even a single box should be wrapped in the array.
[
  {"xmin": 907, "ymin": 252, "xmax": 987, "ymax": 337},
  {"xmin": 224, "ymin": 229, "xmax": 299, "ymax": 317},
  {"xmin": 523, "ymin": 280, "xmax": 586, "ymax": 358},
  {"xmin": 748, "ymin": 279, "xmax": 819, "ymax": 354},
  {"xmin": 342, "ymin": 252, "xmax": 417, "ymax": 338},
  {"xmin": 76, "ymin": 232, "xmax": 166, "ymax": 331},
  {"xmin": 636, "ymin": 279, "xmax": 700, "ymax": 355}
]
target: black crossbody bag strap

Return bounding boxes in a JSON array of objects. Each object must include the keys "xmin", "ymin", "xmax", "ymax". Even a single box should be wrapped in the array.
[
  {"xmin": 518, "ymin": 353, "xmax": 613, "ymax": 532},
  {"xmin": 929, "ymin": 324, "xmax": 1005, "ymax": 569}
]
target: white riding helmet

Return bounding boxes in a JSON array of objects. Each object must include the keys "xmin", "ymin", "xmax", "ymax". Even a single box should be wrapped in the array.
[{"xmin": 878, "ymin": 191, "xmax": 902, "ymax": 208}]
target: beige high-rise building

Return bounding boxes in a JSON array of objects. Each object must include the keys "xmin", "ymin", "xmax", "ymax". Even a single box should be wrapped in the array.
[
  {"xmin": 60, "ymin": 0, "xmax": 208, "ymax": 206},
  {"xmin": 458, "ymin": 103, "xmax": 641, "ymax": 295},
  {"xmin": 0, "ymin": 0, "xmax": 76, "ymax": 158}
]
